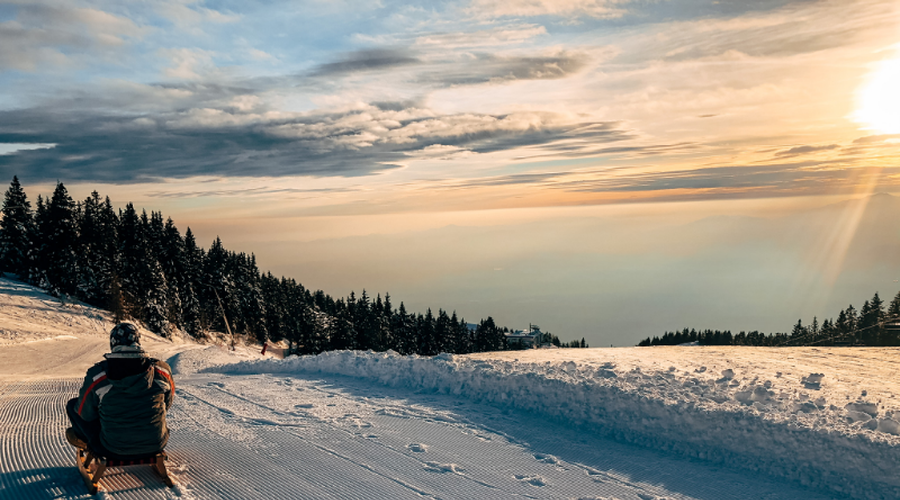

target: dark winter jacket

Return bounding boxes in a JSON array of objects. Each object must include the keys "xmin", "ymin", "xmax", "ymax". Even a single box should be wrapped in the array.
[{"xmin": 76, "ymin": 356, "xmax": 175, "ymax": 456}]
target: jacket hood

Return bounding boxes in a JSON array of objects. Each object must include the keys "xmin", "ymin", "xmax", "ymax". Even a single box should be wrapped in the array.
[
  {"xmin": 108, "ymin": 366, "xmax": 154, "ymax": 393},
  {"xmin": 105, "ymin": 357, "xmax": 154, "ymax": 393}
]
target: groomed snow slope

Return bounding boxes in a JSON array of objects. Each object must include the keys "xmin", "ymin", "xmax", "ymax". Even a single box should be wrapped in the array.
[
  {"xmin": 213, "ymin": 347, "xmax": 900, "ymax": 500},
  {"xmin": 0, "ymin": 277, "xmax": 896, "ymax": 499}
]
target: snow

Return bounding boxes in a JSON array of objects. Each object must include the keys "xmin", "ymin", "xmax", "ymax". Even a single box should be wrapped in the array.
[
  {"xmin": 205, "ymin": 348, "xmax": 900, "ymax": 499},
  {"xmin": 1, "ymin": 277, "xmax": 898, "ymax": 499}
]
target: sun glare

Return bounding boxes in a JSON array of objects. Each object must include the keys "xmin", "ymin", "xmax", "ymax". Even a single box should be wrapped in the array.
[{"xmin": 853, "ymin": 54, "xmax": 900, "ymax": 134}]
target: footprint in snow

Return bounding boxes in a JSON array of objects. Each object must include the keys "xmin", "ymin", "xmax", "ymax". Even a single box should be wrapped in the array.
[
  {"xmin": 585, "ymin": 469, "xmax": 613, "ymax": 483},
  {"xmin": 424, "ymin": 462, "xmax": 464, "ymax": 474},
  {"xmin": 533, "ymin": 453, "xmax": 559, "ymax": 465},
  {"xmin": 408, "ymin": 443, "xmax": 428, "ymax": 453},
  {"xmin": 207, "ymin": 382, "xmax": 225, "ymax": 388},
  {"xmin": 514, "ymin": 474, "xmax": 546, "ymax": 487},
  {"xmin": 295, "ymin": 403, "xmax": 314, "ymax": 409}
]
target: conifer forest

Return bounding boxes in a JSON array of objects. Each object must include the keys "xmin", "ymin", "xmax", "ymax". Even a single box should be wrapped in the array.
[
  {"xmin": 638, "ymin": 290, "xmax": 900, "ymax": 347},
  {"xmin": 0, "ymin": 177, "xmax": 517, "ymax": 355}
]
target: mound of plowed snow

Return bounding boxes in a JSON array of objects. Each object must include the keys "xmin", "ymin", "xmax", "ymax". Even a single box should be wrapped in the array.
[{"xmin": 208, "ymin": 348, "xmax": 900, "ymax": 500}]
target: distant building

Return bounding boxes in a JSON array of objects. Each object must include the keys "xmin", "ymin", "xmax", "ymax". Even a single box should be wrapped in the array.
[
  {"xmin": 885, "ymin": 319, "xmax": 900, "ymax": 335},
  {"xmin": 506, "ymin": 324, "xmax": 542, "ymax": 349}
]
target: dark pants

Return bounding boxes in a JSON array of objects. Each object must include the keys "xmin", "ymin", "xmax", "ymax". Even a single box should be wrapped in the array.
[{"xmin": 66, "ymin": 398, "xmax": 107, "ymax": 455}]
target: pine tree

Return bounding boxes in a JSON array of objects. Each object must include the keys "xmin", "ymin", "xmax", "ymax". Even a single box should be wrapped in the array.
[
  {"xmin": 790, "ymin": 319, "xmax": 805, "ymax": 342},
  {"xmin": 392, "ymin": 302, "xmax": 415, "ymax": 355},
  {"xmin": 160, "ymin": 217, "xmax": 185, "ymax": 328},
  {"xmin": 38, "ymin": 183, "xmax": 79, "ymax": 296},
  {"xmin": 475, "ymin": 317, "xmax": 505, "ymax": 352},
  {"xmin": 889, "ymin": 291, "xmax": 900, "ymax": 320},
  {"xmin": 353, "ymin": 290, "xmax": 373, "ymax": 350},
  {"xmin": 117, "ymin": 203, "xmax": 145, "ymax": 316},
  {"xmin": 144, "ymin": 258, "xmax": 170, "ymax": 335},
  {"xmin": 181, "ymin": 281, "xmax": 202, "ymax": 338},
  {"xmin": 418, "ymin": 309, "xmax": 438, "ymax": 355},
  {"xmin": 330, "ymin": 301, "xmax": 355, "ymax": 351},
  {"xmin": 835, "ymin": 309, "xmax": 849, "ymax": 338},
  {"xmin": 202, "ymin": 237, "xmax": 231, "ymax": 334},
  {"xmin": 448, "ymin": 311, "xmax": 464, "ymax": 353},
  {"xmin": 28, "ymin": 195, "xmax": 48, "ymax": 286},
  {"xmin": 845, "ymin": 304, "xmax": 858, "ymax": 341},
  {"xmin": 380, "ymin": 293, "xmax": 395, "ymax": 351},
  {"xmin": 181, "ymin": 228, "xmax": 204, "ymax": 335},
  {"xmin": 865, "ymin": 292, "xmax": 885, "ymax": 345},
  {"xmin": 0, "ymin": 176, "xmax": 33, "ymax": 278},
  {"xmin": 77, "ymin": 191, "xmax": 117, "ymax": 306},
  {"xmin": 435, "ymin": 309, "xmax": 451, "ymax": 354},
  {"xmin": 238, "ymin": 253, "xmax": 268, "ymax": 343}
]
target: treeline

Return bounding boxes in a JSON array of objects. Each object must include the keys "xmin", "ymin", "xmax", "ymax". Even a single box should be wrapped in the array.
[
  {"xmin": 638, "ymin": 290, "xmax": 900, "ymax": 347},
  {"xmin": 542, "ymin": 332, "xmax": 589, "ymax": 348},
  {"xmin": 0, "ymin": 177, "xmax": 512, "ymax": 355}
]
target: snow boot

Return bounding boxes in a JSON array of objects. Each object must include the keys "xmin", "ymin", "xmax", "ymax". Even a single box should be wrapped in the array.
[{"xmin": 65, "ymin": 427, "xmax": 87, "ymax": 449}]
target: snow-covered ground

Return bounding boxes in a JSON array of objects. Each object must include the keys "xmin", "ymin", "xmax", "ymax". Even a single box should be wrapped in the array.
[{"xmin": 1, "ymin": 277, "xmax": 898, "ymax": 499}]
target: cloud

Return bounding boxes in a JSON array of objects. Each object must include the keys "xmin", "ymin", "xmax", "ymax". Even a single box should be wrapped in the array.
[
  {"xmin": 418, "ymin": 51, "xmax": 589, "ymax": 86},
  {"xmin": 557, "ymin": 162, "xmax": 900, "ymax": 201},
  {"xmin": 160, "ymin": 48, "xmax": 217, "ymax": 80},
  {"xmin": 0, "ymin": 104, "xmax": 632, "ymax": 183},
  {"xmin": 312, "ymin": 49, "xmax": 421, "ymax": 76},
  {"xmin": 467, "ymin": 0, "xmax": 630, "ymax": 20},
  {"xmin": 518, "ymin": 139, "xmax": 699, "ymax": 160},
  {"xmin": 0, "ymin": 143, "xmax": 56, "ymax": 155},
  {"xmin": 851, "ymin": 134, "xmax": 900, "ymax": 145},
  {"xmin": 612, "ymin": 0, "xmax": 899, "ymax": 64},
  {"xmin": 0, "ymin": 4, "xmax": 148, "ymax": 72},
  {"xmin": 144, "ymin": 185, "xmax": 359, "ymax": 199},
  {"xmin": 433, "ymin": 156, "xmax": 900, "ymax": 204},
  {"xmin": 246, "ymin": 48, "xmax": 276, "ymax": 62},
  {"xmin": 150, "ymin": 0, "xmax": 241, "ymax": 28},
  {"xmin": 774, "ymin": 144, "xmax": 839, "ymax": 157},
  {"xmin": 412, "ymin": 25, "xmax": 548, "ymax": 49},
  {"xmin": 309, "ymin": 46, "xmax": 589, "ymax": 88}
]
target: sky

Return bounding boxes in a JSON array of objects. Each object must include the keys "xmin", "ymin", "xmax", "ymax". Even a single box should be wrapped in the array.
[{"xmin": 2, "ymin": 0, "xmax": 900, "ymax": 346}]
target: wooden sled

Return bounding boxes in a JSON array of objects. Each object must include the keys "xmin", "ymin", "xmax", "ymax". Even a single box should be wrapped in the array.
[{"xmin": 76, "ymin": 447, "xmax": 175, "ymax": 494}]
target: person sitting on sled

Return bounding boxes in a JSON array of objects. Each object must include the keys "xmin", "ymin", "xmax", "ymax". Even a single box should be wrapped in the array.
[{"xmin": 65, "ymin": 322, "xmax": 175, "ymax": 457}]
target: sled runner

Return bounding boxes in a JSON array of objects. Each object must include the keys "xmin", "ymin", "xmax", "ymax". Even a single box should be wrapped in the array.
[{"xmin": 76, "ymin": 446, "xmax": 175, "ymax": 494}]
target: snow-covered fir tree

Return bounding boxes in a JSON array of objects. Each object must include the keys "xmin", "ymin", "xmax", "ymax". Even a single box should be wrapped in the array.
[{"xmin": 0, "ymin": 176, "xmax": 33, "ymax": 278}]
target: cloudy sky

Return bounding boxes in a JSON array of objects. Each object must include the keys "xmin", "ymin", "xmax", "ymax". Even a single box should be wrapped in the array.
[{"xmin": 2, "ymin": 0, "xmax": 900, "ymax": 345}]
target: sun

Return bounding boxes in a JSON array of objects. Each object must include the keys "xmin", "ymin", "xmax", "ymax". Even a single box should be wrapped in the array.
[{"xmin": 853, "ymin": 54, "xmax": 900, "ymax": 134}]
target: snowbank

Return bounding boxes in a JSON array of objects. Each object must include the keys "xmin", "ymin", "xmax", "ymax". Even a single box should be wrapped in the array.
[{"xmin": 203, "ymin": 349, "xmax": 900, "ymax": 500}]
